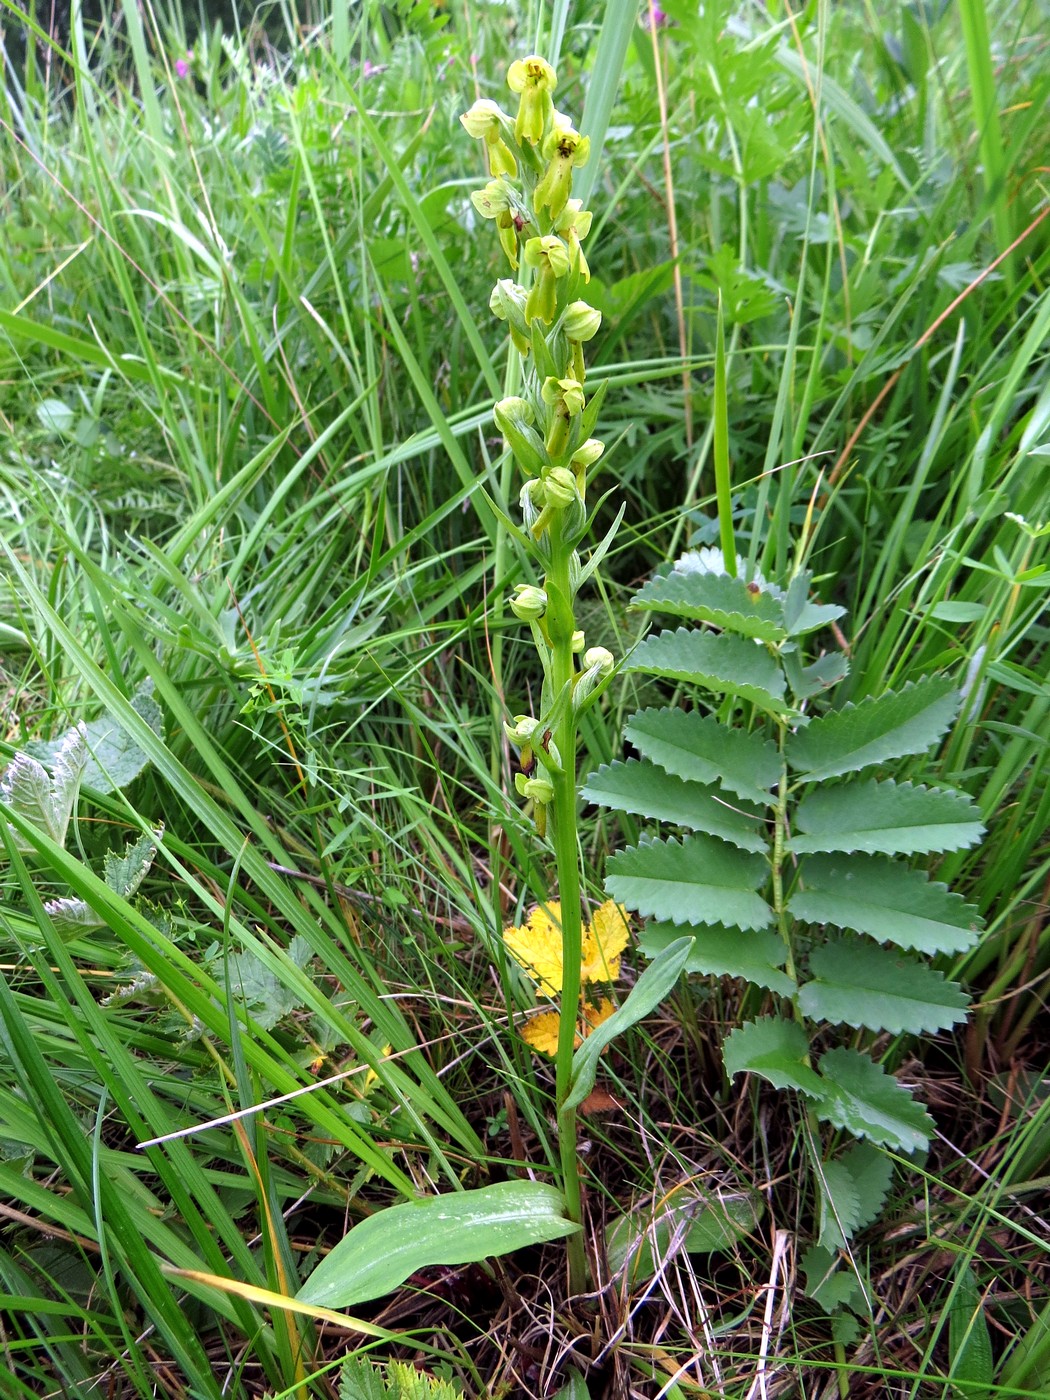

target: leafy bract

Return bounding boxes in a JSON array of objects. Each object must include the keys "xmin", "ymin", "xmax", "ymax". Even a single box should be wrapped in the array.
[
  {"xmin": 815, "ymin": 1048, "xmax": 933, "ymax": 1152},
  {"xmin": 722, "ymin": 1017, "xmax": 826, "ymax": 1097},
  {"xmin": 788, "ymin": 779, "xmax": 984, "ymax": 856},
  {"xmin": 789, "ymin": 855, "xmax": 981, "ymax": 954},
  {"xmin": 631, "ymin": 569, "xmax": 787, "ymax": 640},
  {"xmin": 626, "ymin": 629, "xmax": 790, "ymax": 716},
  {"xmin": 297, "ymin": 1181, "xmax": 578, "ymax": 1309},
  {"xmin": 582, "ymin": 759, "xmax": 766, "ymax": 851},
  {"xmin": 799, "ymin": 941, "xmax": 969, "ymax": 1034},
  {"xmin": 565, "ymin": 935, "xmax": 692, "ymax": 1112},
  {"xmin": 625, "ymin": 707, "xmax": 779, "ymax": 803},
  {"xmin": 785, "ymin": 675, "xmax": 960, "ymax": 780},
  {"xmin": 638, "ymin": 921, "xmax": 794, "ymax": 995},
  {"xmin": 605, "ymin": 834, "xmax": 771, "ymax": 931}
]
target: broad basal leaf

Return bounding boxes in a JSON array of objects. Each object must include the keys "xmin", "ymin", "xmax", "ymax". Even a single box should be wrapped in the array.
[
  {"xmin": 631, "ymin": 570, "xmax": 786, "ymax": 641},
  {"xmin": 626, "ymin": 629, "xmax": 789, "ymax": 716},
  {"xmin": 837, "ymin": 1141, "xmax": 894, "ymax": 1235},
  {"xmin": 785, "ymin": 675, "xmax": 960, "ymax": 780},
  {"xmin": 44, "ymin": 829, "xmax": 162, "ymax": 938},
  {"xmin": 799, "ymin": 940, "xmax": 969, "ymax": 1035},
  {"xmin": 606, "ymin": 1186, "xmax": 763, "ymax": 1284},
  {"xmin": 801, "ymin": 1243, "xmax": 867, "ymax": 1313},
  {"xmin": 722, "ymin": 1017, "xmax": 826, "ymax": 1098},
  {"xmin": 788, "ymin": 779, "xmax": 984, "ymax": 856},
  {"xmin": 625, "ymin": 707, "xmax": 780, "ymax": 803},
  {"xmin": 605, "ymin": 834, "xmax": 771, "ymax": 931},
  {"xmin": 639, "ymin": 921, "xmax": 794, "ymax": 995},
  {"xmin": 1, "ymin": 727, "xmax": 86, "ymax": 853},
  {"xmin": 298, "ymin": 1181, "xmax": 578, "ymax": 1309},
  {"xmin": 815, "ymin": 1047, "xmax": 933, "ymax": 1152},
  {"xmin": 789, "ymin": 854, "xmax": 981, "ymax": 955},
  {"xmin": 582, "ymin": 759, "xmax": 766, "ymax": 851}
]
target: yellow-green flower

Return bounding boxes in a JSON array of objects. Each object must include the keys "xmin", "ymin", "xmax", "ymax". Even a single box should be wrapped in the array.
[
  {"xmin": 459, "ymin": 98, "xmax": 518, "ymax": 178},
  {"xmin": 523, "ymin": 235, "xmax": 570, "ymax": 325},
  {"xmin": 507, "ymin": 55, "xmax": 556, "ymax": 146},
  {"xmin": 534, "ymin": 121, "xmax": 591, "ymax": 220},
  {"xmin": 554, "ymin": 199, "xmax": 593, "ymax": 282}
]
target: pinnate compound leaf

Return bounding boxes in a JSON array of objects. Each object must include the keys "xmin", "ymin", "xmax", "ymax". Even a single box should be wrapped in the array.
[
  {"xmin": 789, "ymin": 854, "xmax": 981, "ymax": 955},
  {"xmin": 565, "ymin": 936, "xmax": 692, "ymax": 1112},
  {"xmin": 605, "ymin": 834, "xmax": 771, "ymax": 931},
  {"xmin": 582, "ymin": 759, "xmax": 766, "ymax": 851},
  {"xmin": 789, "ymin": 779, "xmax": 984, "ymax": 856},
  {"xmin": 785, "ymin": 675, "xmax": 960, "ymax": 780},
  {"xmin": 631, "ymin": 570, "xmax": 787, "ymax": 641},
  {"xmin": 723, "ymin": 1017, "xmax": 826, "ymax": 1098},
  {"xmin": 626, "ymin": 629, "xmax": 789, "ymax": 716},
  {"xmin": 626, "ymin": 707, "xmax": 779, "ymax": 803},
  {"xmin": 815, "ymin": 1047, "xmax": 933, "ymax": 1152},
  {"xmin": 298, "ymin": 1181, "xmax": 578, "ymax": 1309},
  {"xmin": 1, "ymin": 727, "xmax": 86, "ymax": 852},
  {"xmin": 638, "ymin": 921, "xmax": 795, "ymax": 995},
  {"xmin": 799, "ymin": 941, "xmax": 969, "ymax": 1034}
]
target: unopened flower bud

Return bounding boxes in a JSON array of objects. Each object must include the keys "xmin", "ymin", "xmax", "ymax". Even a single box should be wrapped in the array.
[
  {"xmin": 509, "ymin": 584, "xmax": 548, "ymax": 620},
  {"xmin": 571, "ymin": 438, "xmax": 605, "ymax": 472},
  {"xmin": 543, "ymin": 466, "xmax": 578, "ymax": 508},
  {"xmin": 490, "ymin": 278, "xmax": 531, "ymax": 354},
  {"xmin": 562, "ymin": 301, "xmax": 602, "ymax": 343},
  {"xmin": 494, "ymin": 396, "xmax": 546, "ymax": 476},
  {"xmin": 571, "ymin": 630, "xmax": 586, "ymax": 653},
  {"xmin": 583, "ymin": 646, "xmax": 615, "ymax": 675}
]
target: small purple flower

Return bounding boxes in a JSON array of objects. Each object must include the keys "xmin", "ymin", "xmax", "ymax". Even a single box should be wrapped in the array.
[
  {"xmin": 362, "ymin": 59, "xmax": 378, "ymax": 78},
  {"xmin": 175, "ymin": 50, "xmax": 192, "ymax": 78}
]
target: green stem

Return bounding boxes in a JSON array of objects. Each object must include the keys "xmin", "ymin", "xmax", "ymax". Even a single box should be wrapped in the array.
[{"xmin": 545, "ymin": 515, "xmax": 587, "ymax": 1292}]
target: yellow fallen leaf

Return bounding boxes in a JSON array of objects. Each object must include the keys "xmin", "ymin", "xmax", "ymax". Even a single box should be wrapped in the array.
[
  {"xmin": 503, "ymin": 900, "xmax": 630, "ymax": 997},
  {"xmin": 520, "ymin": 997, "xmax": 616, "ymax": 1058}
]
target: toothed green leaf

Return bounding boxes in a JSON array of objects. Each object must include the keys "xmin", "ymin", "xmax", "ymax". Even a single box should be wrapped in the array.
[
  {"xmin": 788, "ymin": 779, "xmax": 984, "ymax": 856},
  {"xmin": 626, "ymin": 629, "xmax": 790, "ymax": 716},
  {"xmin": 605, "ymin": 834, "xmax": 771, "ymax": 931},
  {"xmin": 631, "ymin": 570, "xmax": 787, "ymax": 641},
  {"xmin": 817, "ymin": 1159, "xmax": 862, "ymax": 1252},
  {"xmin": 799, "ymin": 941, "xmax": 969, "ymax": 1034},
  {"xmin": 815, "ymin": 1048, "xmax": 933, "ymax": 1152},
  {"xmin": 625, "ymin": 707, "xmax": 779, "ymax": 803},
  {"xmin": 783, "ymin": 572, "xmax": 846, "ymax": 637},
  {"xmin": 785, "ymin": 676, "xmax": 960, "ymax": 780},
  {"xmin": 638, "ymin": 921, "xmax": 794, "ymax": 995},
  {"xmin": 1, "ymin": 727, "xmax": 86, "ymax": 852},
  {"xmin": 790, "ymin": 855, "xmax": 981, "ymax": 954},
  {"xmin": 723, "ymin": 1017, "xmax": 826, "ymax": 1097},
  {"xmin": 582, "ymin": 759, "xmax": 766, "ymax": 851}
]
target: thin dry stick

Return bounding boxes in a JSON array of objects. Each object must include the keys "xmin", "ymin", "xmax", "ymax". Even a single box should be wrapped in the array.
[{"xmin": 745, "ymin": 1227, "xmax": 792, "ymax": 1400}]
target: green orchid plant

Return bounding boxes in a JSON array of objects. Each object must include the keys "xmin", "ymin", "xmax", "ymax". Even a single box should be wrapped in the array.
[{"xmin": 462, "ymin": 59, "xmax": 690, "ymax": 1289}]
